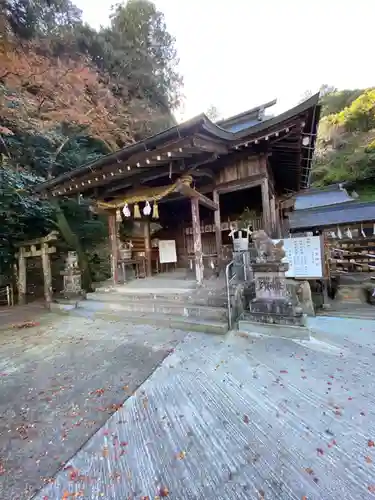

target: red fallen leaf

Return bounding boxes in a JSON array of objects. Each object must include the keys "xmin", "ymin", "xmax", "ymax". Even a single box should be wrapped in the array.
[
  {"xmin": 69, "ymin": 468, "xmax": 79, "ymax": 481},
  {"xmin": 368, "ymin": 485, "xmax": 375, "ymax": 493},
  {"xmin": 334, "ymin": 410, "xmax": 342, "ymax": 416},
  {"xmin": 11, "ymin": 321, "xmax": 40, "ymax": 329},
  {"xmin": 120, "ymin": 441, "xmax": 128, "ymax": 447},
  {"xmin": 328, "ymin": 439, "xmax": 337, "ymax": 448},
  {"xmin": 159, "ymin": 486, "xmax": 169, "ymax": 497},
  {"xmin": 280, "ymin": 370, "xmax": 288, "ymax": 374},
  {"xmin": 348, "ymin": 397, "xmax": 353, "ymax": 401},
  {"xmin": 316, "ymin": 448, "xmax": 324, "ymax": 455},
  {"xmin": 368, "ymin": 440, "xmax": 375, "ymax": 447},
  {"xmin": 327, "ymin": 382, "xmax": 332, "ymax": 385},
  {"xmin": 366, "ymin": 456, "xmax": 373, "ymax": 464},
  {"xmin": 141, "ymin": 497, "xmax": 150, "ymax": 500},
  {"xmin": 329, "ymin": 375, "xmax": 334, "ymax": 379},
  {"xmin": 243, "ymin": 415, "xmax": 249, "ymax": 424}
]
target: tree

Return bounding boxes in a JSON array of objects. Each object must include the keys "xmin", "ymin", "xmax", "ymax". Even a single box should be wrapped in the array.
[
  {"xmin": 0, "ymin": 0, "xmax": 183, "ymax": 292},
  {"xmin": 206, "ymin": 105, "xmax": 221, "ymax": 122}
]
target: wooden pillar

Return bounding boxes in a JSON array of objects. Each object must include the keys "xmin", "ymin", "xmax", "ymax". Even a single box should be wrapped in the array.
[
  {"xmin": 261, "ymin": 177, "xmax": 272, "ymax": 235},
  {"xmin": 18, "ymin": 247, "xmax": 26, "ymax": 305},
  {"xmin": 144, "ymin": 219, "xmax": 152, "ymax": 277},
  {"xmin": 191, "ymin": 197, "xmax": 204, "ymax": 285},
  {"xmin": 213, "ymin": 189, "xmax": 222, "ymax": 270},
  {"xmin": 41, "ymin": 243, "xmax": 52, "ymax": 308},
  {"xmin": 270, "ymin": 194, "xmax": 277, "ymax": 237},
  {"xmin": 108, "ymin": 211, "xmax": 119, "ymax": 284}
]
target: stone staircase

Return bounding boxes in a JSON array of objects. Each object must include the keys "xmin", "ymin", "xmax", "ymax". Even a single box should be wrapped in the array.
[{"xmin": 73, "ymin": 274, "xmax": 230, "ymax": 335}]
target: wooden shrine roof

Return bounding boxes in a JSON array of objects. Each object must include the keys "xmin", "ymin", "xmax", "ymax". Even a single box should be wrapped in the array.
[{"xmin": 36, "ymin": 93, "xmax": 320, "ymax": 198}]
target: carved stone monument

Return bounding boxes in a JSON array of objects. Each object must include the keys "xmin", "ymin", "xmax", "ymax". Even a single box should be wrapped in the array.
[
  {"xmin": 60, "ymin": 251, "xmax": 84, "ymax": 300},
  {"xmin": 239, "ymin": 231, "xmax": 310, "ymax": 339}
]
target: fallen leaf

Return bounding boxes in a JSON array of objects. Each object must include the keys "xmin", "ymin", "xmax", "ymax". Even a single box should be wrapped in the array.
[
  {"xmin": 102, "ymin": 446, "xmax": 109, "ymax": 458},
  {"xmin": 243, "ymin": 415, "xmax": 249, "ymax": 424},
  {"xmin": 368, "ymin": 485, "xmax": 375, "ymax": 493},
  {"xmin": 123, "ymin": 385, "xmax": 129, "ymax": 391},
  {"xmin": 304, "ymin": 467, "xmax": 314, "ymax": 475},
  {"xmin": 159, "ymin": 486, "xmax": 169, "ymax": 497},
  {"xmin": 302, "ymin": 496, "xmax": 307, "ymax": 500},
  {"xmin": 369, "ymin": 440, "xmax": 375, "ymax": 447},
  {"xmin": 366, "ymin": 456, "xmax": 373, "ymax": 464},
  {"xmin": 280, "ymin": 370, "xmax": 288, "ymax": 374},
  {"xmin": 176, "ymin": 451, "xmax": 186, "ymax": 460},
  {"xmin": 316, "ymin": 448, "xmax": 324, "ymax": 455}
]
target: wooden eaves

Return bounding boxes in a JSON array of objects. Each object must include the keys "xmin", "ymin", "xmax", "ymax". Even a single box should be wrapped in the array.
[{"xmin": 35, "ymin": 93, "xmax": 321, "ymax": 199}]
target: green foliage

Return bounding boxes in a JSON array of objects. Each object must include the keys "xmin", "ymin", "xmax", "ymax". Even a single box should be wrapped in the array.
[
  {"xmin": 320, "ymin": 88, "xmax": 363, "ymax": 117},
  {"xmin": 312, "ymin": 87, "xmax": 375, "ymax": 197},
  {"xmin": 0, "ymin": 0, "xmax": 182, "ymax": 290}
]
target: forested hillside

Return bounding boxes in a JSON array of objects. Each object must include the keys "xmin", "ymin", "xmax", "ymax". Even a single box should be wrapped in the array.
[
  {"xmin": 0, "ymin": 0, "xmax": 182, "ymax": 289},
  {"xmin": 311, "ymin": 87, "xmax": 375, "ymax": 199}
]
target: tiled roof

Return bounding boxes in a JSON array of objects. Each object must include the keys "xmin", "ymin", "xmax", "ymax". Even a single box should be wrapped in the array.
[{"xmin": 289, "ymin": 201, "xmax": 375, "ymax": 229}]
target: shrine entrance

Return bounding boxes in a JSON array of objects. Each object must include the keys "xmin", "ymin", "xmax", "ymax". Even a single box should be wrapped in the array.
[{"xmin": 15, "ymin": 231, "xmax": 58, "ymax": 308}]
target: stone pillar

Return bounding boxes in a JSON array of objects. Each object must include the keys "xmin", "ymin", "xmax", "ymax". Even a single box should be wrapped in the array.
[
  {"xmin": 191, "ymin": 197, "xmax": 203, "ymax": 285},
  {"xmin": 108, "ymin": 211, "xmax": 119, "ymax": 284},
  {"xmin": 41, "ymin": 242, "xmax": 52, "ymax": 308},
  {"xmin": 144, "ymin": 219, "xmax": 152, "ymax": 277},
  {"xmin": 213, "ymin": 189, "xmax": 222, "ymax": 271},
  {"xmin": 18, "ymin": 247, "xmax": 26, "ymax": 305}
]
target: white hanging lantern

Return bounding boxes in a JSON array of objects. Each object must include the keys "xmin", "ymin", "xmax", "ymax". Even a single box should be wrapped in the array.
[
  {"xmin": 122, "ymin": 203, "xmax": 131, "ymax": 217},
  {"xmin": 143, "ymin": 200, "xmax": 151, "ymax": 216}
]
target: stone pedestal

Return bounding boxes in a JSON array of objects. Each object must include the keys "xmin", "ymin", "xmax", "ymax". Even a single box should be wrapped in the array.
[
  {"xmin": 59, "ymin": 252, "xmax": 85, "ymax": 301},
  {"xmin": 244, "ymin": 262, "xmax": 310, "ymax": 339}
]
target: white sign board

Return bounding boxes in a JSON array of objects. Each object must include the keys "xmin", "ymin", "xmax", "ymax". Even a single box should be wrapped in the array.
[
  {"xmin": 158, "ymin": 240, "xmax": 177, "ymax": 264},
  {"xmin": 273, "ymin": 236, "xmax": 323, "ymax": 279}
]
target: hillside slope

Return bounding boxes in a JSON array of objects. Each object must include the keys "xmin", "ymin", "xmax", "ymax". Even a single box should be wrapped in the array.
[{"xmin": 311, "ymin": 88, "xmax": 375, "ymax": 199}]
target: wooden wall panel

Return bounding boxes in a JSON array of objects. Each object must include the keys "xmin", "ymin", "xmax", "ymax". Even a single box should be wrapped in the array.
[{"xmin": 216, "ymin": 157, "xmax": 262, "ymax": 185}]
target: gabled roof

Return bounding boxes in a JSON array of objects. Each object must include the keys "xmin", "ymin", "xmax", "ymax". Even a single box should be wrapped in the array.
[
  {"xmin": 289, "ymin": 200, "xmax": 375, "ymax": 229},
  {"xmin": 36, "ymin": 93, "xmax": 320, "ymax": 196},
  {"xmin": 217, "ymin": 99, "xmax": 276, "ymax": 132}
]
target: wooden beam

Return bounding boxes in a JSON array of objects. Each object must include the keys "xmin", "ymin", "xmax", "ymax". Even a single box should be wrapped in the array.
[
  {"xmin": 192, "ymin": 135, "xmax": 228, "ymax": 155},
  {"xmin": 261, "ymin": 178, "xmax": 272, "ymax": 235},
  {"xmin": 213, "ymin": 189, "xmax": 222, "ymax": 269},
  {"xmin": 215, "ymin": 174, "xmax": 264, "ymax": 194},
  {"xmin": 108, "ymin": 211, "xmax": 119, "ymax": 284},
  {"xmin": 144, "ymin": 220, "xmax": 152, "ymax": 277},
  {"xmin": 191, "ymin": 197, "xmax": 203, "ymax": 285},
  {"xmin": 178, "ymin": 184, "xmax": 218, "ymax": 211}
]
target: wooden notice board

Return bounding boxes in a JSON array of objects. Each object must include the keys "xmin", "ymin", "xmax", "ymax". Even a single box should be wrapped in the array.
[
  {"xmin": 158, "ymin": 240, "xmax": 177, "ymax": 264},
  {"xmin": 273, "ymin": 236, "xmax": 324, "ymax": 279}
]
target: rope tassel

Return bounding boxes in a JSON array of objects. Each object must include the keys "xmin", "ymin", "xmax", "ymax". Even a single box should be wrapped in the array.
[
  {"xmin": 133, "ymin": 203, "xmax": 141, "ymax": 219},
  {"xmin": 152, "ymin": 201, "xmax": 159, "ymax": 219}
]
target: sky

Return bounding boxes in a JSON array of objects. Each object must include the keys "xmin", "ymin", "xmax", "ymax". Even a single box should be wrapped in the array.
[{"xmin": 74, "ymin": 0, "xmax": 375, "ymax": 121}]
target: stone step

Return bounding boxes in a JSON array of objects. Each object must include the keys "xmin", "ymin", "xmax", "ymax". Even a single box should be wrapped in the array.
[
  {"xmin": 74, "ymin": 304, "xmax": 228, "ymax": 335},
  {"xmin": 87, "ymin": 291, "xmax": 229, "ymax": 308},
  {"xmin": 83, "ymin": 297, "xmax": 228, "ymax": 321}
]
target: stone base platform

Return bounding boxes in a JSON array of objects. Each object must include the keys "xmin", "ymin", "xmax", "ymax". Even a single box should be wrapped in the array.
[{"xmin": 238, "ymin": 318, "xmax": 311, "ymax": 340}]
